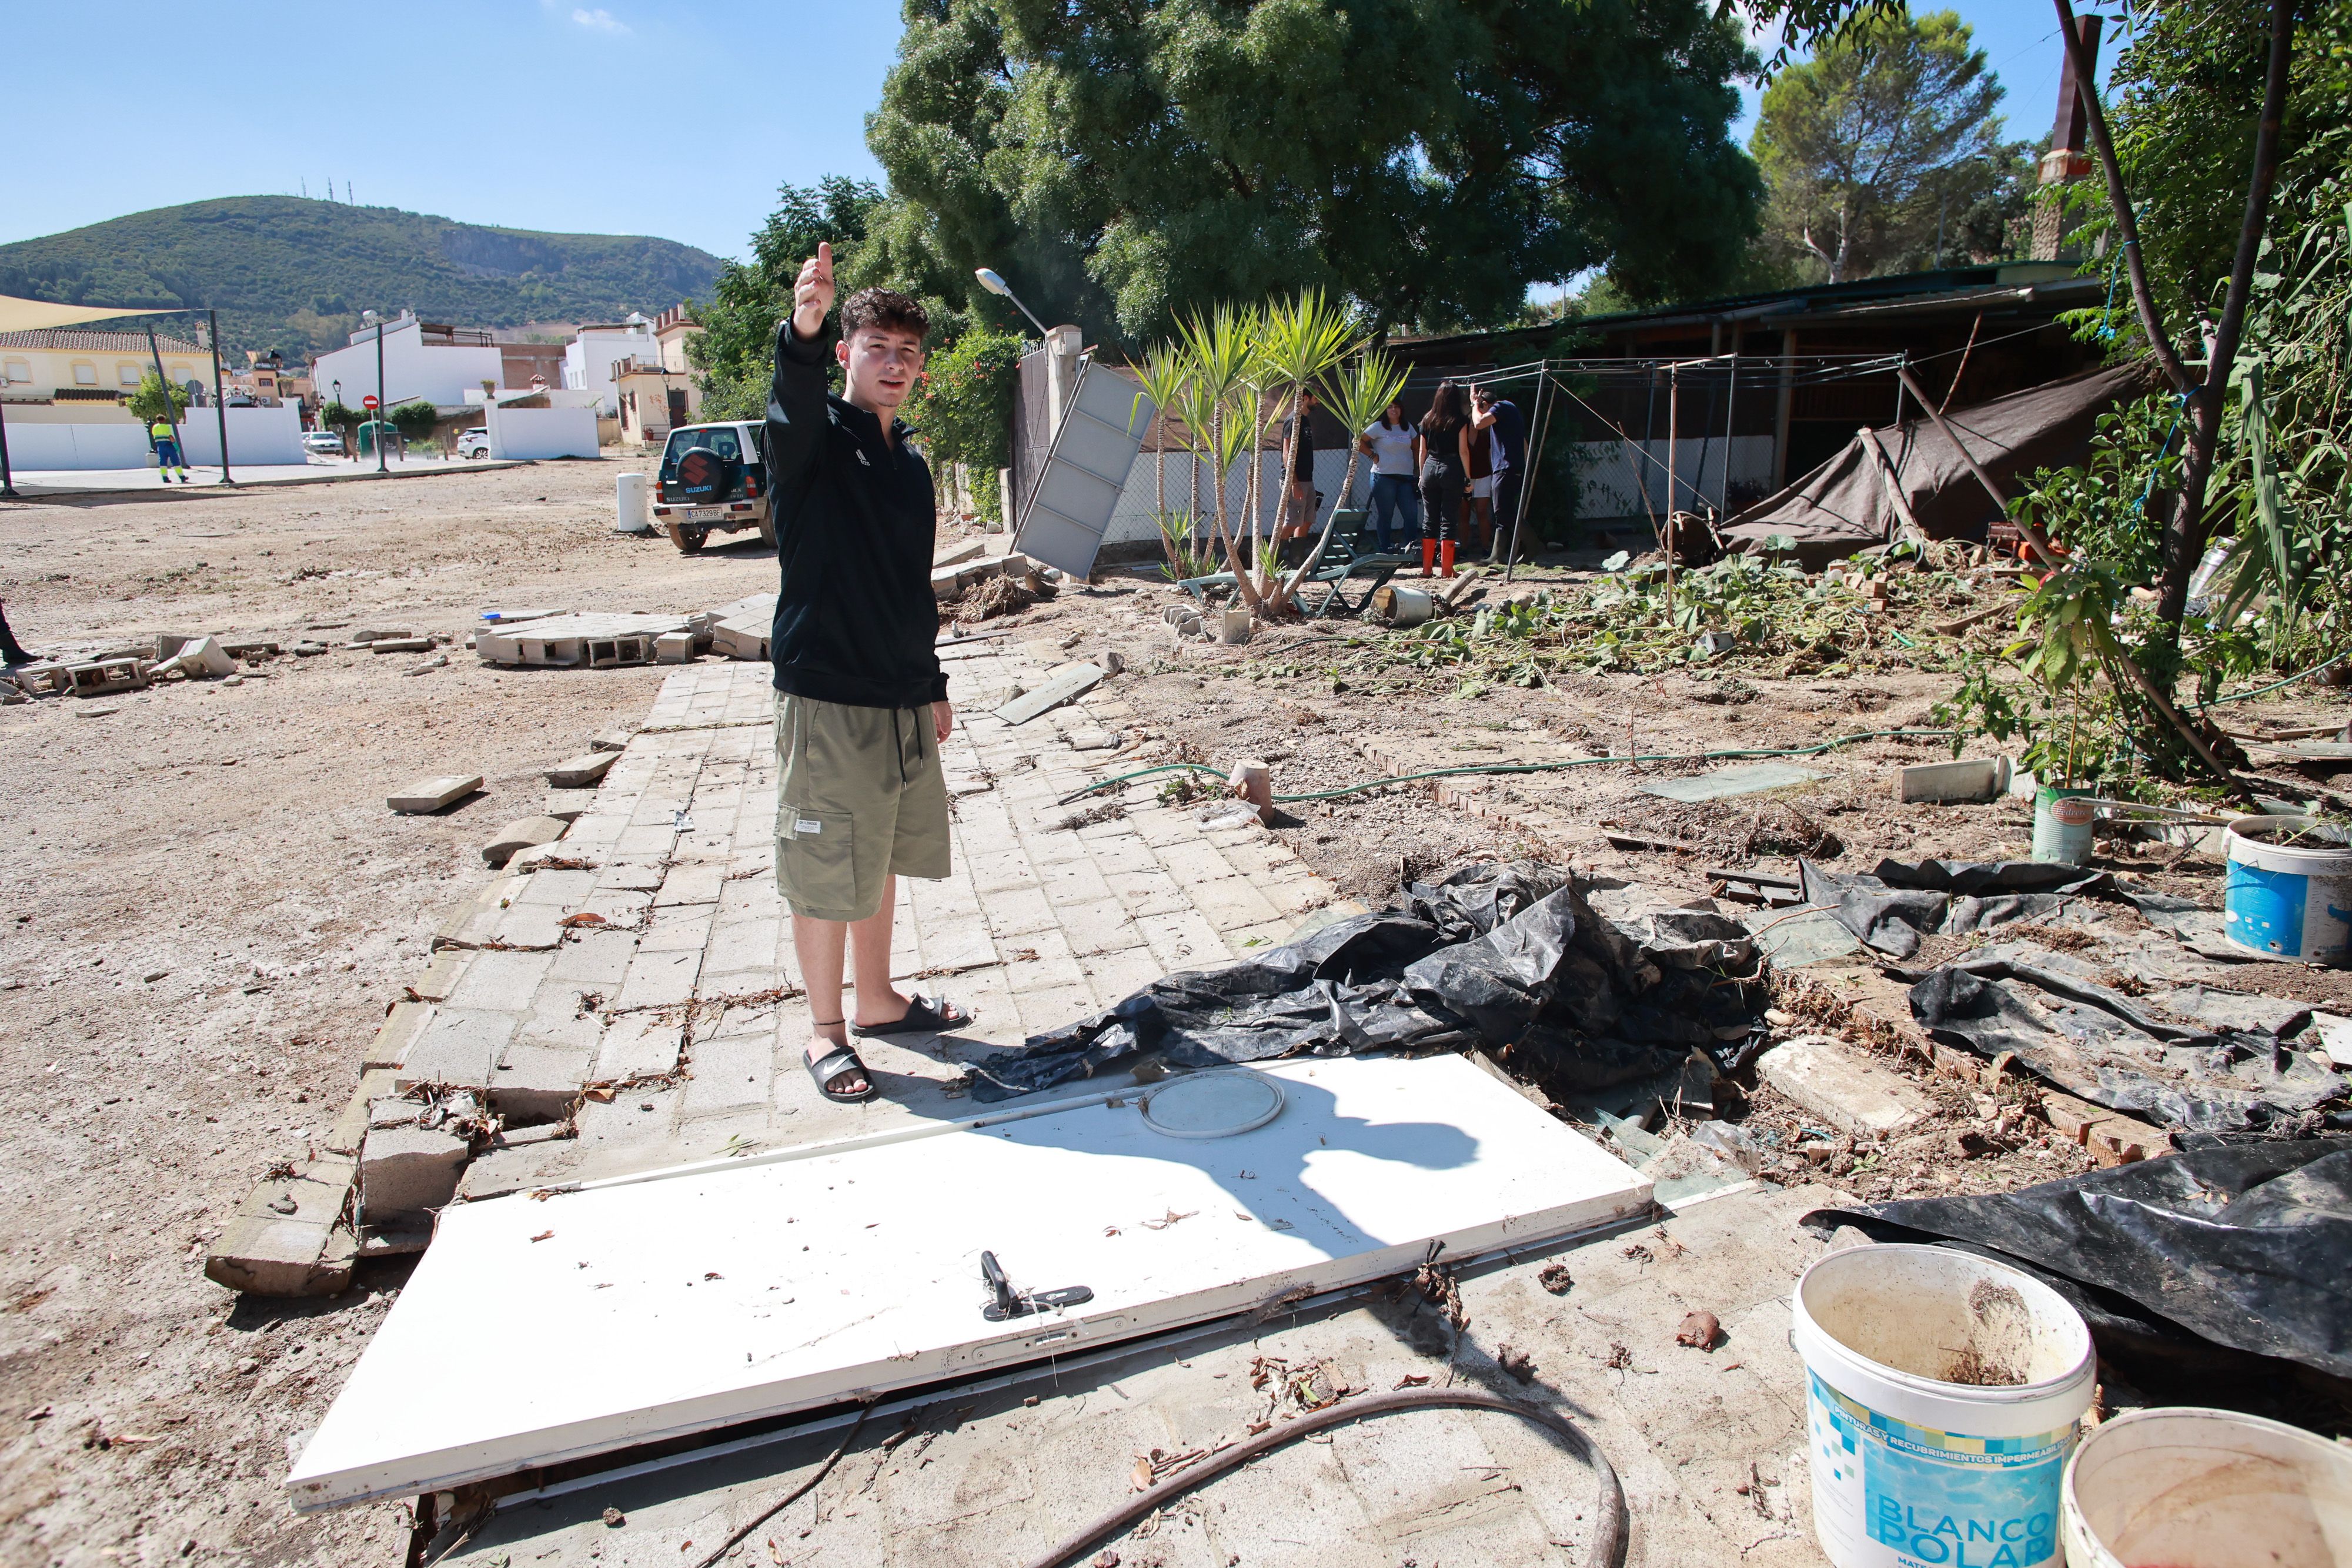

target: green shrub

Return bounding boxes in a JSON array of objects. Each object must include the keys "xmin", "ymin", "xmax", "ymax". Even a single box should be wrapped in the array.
[
  {"xmin": 126, "ymin": 372, "xmax": 189, "ymax": 426},
  {"xmin": 901, "ymin": 327, "xmax": 1023, "ymax": 523},
  {"xmin": 387, "ymin": 399, "xmax": 437, "ymax": 443}
]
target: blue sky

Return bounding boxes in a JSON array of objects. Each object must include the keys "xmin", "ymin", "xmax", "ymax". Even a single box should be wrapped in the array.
[{"xmin": 5, "ymin": 0, "xmax": 2091, "ymax": 268}]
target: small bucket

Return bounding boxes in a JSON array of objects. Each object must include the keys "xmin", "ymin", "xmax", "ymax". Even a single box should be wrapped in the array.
[
  {"xmin": 1795, "ymin": 1244, "xmax": 2096, "ymax": 1568},
  {"xmin": 2032, "ymin": 785, "xmax": 2097, "ymax": 867},
  {"xmin": 2062, "ymin": 1406, "xmax": 2352, "ymax": 1566},
  {"xmin": 2224, "ymin": 816, "xmax": 2352, "ymax": 965},
  {"xmin": 1371, "ymin": 584, "xmax": 1433, "ymax": 627}
]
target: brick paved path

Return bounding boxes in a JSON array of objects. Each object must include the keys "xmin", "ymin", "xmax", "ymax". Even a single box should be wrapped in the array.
[{"xmin": 445, "ymin": 653, "xmax": 1338, "ymax": 1195}]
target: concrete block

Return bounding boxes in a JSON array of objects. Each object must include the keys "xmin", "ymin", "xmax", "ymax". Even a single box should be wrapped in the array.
[
  {"xmin": 547, "ymin": 751, "xmax": 620, "ymax": 788},
  {"xmin": 443, "ymin": 948, "xmax": 558, "ymax": 1013},
  {"xmin": 205, "ymin": 1155, "xmax": 358, "ymax": 1297},
  {"xmin": 489, "ymin": 1044, "xmax": 595, "ymax": 1121},
  {"xmin": 363, "ymin": 1001, "xmax": 437, "ymax": 1070},
  {"xmin": 324, "ymin": 1068, "xmax": 403, "ymax": 1156},
  {"xmin": 389, "ymin": 773, "xmax": 483, "ymax": 814},
  {"xmin": 483, "ymin": 816, "xmax": 569, "ymax": 869},
  {"xmin": 545, "ymin": 788, "xmax": 601, "ymax": 823},
  {"xmin": 359, "ymin": 1125, "xmax": 469, "ymax": 1221},
  {"xmin": 590, "ymin": 729, "xmax": 635, "ymax": 752},
  {"xmin": 655, "ymin": 631, "xmax": 694, "ymax": 664},
  {"xmin": 403, "ymin": 951, "xmax": 472, "ymax": 1002},
  {"xmin": 370, "ymin": 637, "xmax": 436, "ymax": 654},
  {"xmin": 1756, "ymin": 1034, "xmax": 1929, "ymax": 1137},
  {"xmin": 394, "ymin": 1007, "xmax": 517, "ymax": 1090},
  {"xmin": 935, "ymin": 537, "xmax": 985, "ymax": 568}
]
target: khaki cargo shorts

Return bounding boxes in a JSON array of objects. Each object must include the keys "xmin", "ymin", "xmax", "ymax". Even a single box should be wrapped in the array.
[{"xmin": 773, "ymin": 692, "xmax": 951, "ymax": 922}]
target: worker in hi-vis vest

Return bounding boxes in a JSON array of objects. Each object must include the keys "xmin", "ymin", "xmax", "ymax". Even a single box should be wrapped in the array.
[{"xmin": 150, "ymin": 417, "xmax": 189, "ymax": 483}]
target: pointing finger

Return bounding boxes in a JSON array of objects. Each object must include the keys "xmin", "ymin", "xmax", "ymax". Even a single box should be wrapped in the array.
[{"xmin": 816, "ymin": 240, "xmax": 833, "ymax": 273}]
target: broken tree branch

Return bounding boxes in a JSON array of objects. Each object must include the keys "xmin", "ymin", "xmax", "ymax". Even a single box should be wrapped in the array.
[{"xmin": 2053, "ymin": 0, "xmax": 2191, "ymax": 396}]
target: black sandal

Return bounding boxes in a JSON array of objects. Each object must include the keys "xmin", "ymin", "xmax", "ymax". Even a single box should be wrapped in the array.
[
  {"xmin": 804, "ymin": 1028, "xmax": 875, "ymax": 1104},
  {"xmin": 851, "ymin": 993, "xmax": 974, "ymax": 1038}
]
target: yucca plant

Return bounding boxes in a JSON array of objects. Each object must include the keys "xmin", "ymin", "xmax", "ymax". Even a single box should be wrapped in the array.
[
  {"xmin": 1254, "ymin": 290, "xmax": 1361, "ymax": 566},
  {"xmin": 1175, "ymin": 305, "xmax": 1267, "ymax": 609},
  {"xmin": 1130, "ymin": 341, "xmax": 1195, "ymax": 577},
  {"xmin": 1268, "ymin": 347, "xmax": 1407, "ymax": 613}
]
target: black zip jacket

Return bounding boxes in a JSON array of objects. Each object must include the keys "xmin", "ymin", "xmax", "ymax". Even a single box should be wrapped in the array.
[{"xmin": 762, "ymin": 317, "xmax": 947, "ymax": 710}]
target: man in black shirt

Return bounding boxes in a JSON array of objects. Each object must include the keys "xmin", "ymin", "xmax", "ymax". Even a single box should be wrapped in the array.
[
  {"xmin": 766, "ymin": 242, "xmax": 972, "ymax": 1104},
  {"xmin": 1475, "ymin": 386, "xmax": 1531, "ymax": 563}
]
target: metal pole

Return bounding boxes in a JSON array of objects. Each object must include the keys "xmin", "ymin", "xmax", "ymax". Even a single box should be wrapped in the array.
[
  {"xmin": 209, "ymin": 309, "xmax": 233, "ymax": 484},
  {"xmin": 145, "ymin": 326, "xmax": 184, "ymax": 480},
  {"xmin": 375, "ymin": 317, "xmax": 388, "ymax": 473},
  {"xmin": 1503, "ymin": 369, "xmax": 1556, "ymax": 584},
  {"xmin": 1665, "ymin": 364, "xmax": 1679, "ymax": 624},
  {"xmin": 0, "ymin": 393, "xmax": 16, "ymax": 499},
  {"xmin": 1718, "ymin": 353, "xmax": 1738, "ymax": 517}
]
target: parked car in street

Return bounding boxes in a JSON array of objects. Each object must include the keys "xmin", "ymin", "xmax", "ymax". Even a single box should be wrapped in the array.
[
  {"xmin": 652, "ymin": 422, "xmax": 771, "ymax": 553},
  {"xmin": 303, "ymin": 430, "xmax": 345, "ymax": 457},
  {"xmin": 457, "ymin": 427, "xmax": 492, "ymax": 460}
]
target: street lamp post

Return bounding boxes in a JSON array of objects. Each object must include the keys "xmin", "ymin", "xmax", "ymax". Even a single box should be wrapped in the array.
[
  {"xmin": 973, "ymin": 268, "xmax": 1051, "ymax": 338},
  {"xmin": 208, "ymin": 308, "xmax": 233, "ymax": 485}
]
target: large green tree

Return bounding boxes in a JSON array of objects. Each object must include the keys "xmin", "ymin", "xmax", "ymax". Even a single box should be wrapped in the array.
[
  {"xmin": 687, "ymin": 175, "xmax": 884, "ymax": 419},
  {"xmin": 861, "ymin": 0, "xmax": 1765, "ymax": 346},
  {"xmin": 1750, "ymin": 9, "xmax": 2023, "ymax": 283}
]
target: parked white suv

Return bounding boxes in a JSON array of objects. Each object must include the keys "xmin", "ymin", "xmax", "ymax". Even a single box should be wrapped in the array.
[{"xmin": 457, "ymin": 427, "xmax": 492, "ymax": 459}]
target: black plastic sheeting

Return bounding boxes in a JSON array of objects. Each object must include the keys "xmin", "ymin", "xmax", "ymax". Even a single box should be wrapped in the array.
[
  {"xmin": 1806, "ymin": 1138, "xmax": 2352, "ymax": 1383},
  {"xmin": 1799, "ymin": 858, "xmax": 2112, "ymax": 958},
  {"xmin": 1902, "ymin": 944, "xmax": 2346, "ymax": 1132},
  {"xmin": 965, "ymin": 862, "xmax": 1766, "ymax": 1101}
]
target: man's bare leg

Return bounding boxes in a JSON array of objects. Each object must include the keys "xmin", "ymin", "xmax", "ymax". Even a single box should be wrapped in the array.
[{"xmin": 793, "ymin": 877, "xmax": 915, "ymax": 1095}]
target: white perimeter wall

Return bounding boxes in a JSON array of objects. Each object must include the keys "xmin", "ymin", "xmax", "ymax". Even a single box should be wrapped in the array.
[
  {"xmin": 487, "ymin": 406, "xmax": 598, "ymax": 460},
  {"xmin": 1101, "ymin": 450, "xmax": 1368, "ymax": 545},
  {"xmin": 2, "ymin": 417, "xmax": 152, "ymax": 470},
  {"xmin": 313, "ymin": 325, "xmax": 503, "ymax": 412},
  {"xmin": 178, "ymin": 404, "xmax": 305, "ymax": 466}
]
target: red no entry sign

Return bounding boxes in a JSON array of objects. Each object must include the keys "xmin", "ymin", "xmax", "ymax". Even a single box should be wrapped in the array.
[{"xmin": 362, "ymin": 394, "xmax": 380, "ymax": 409}]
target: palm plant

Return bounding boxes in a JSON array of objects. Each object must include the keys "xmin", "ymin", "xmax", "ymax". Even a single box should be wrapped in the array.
[
  {"xmin": 1268, "ymin": 347, "xmax": 1407, "ymax": 613},
  {"xmin": 1175, "ymin": 306, "xmax": 1267, "ymax": 609},
  {"xmin": 1254, "ymin": 290, "xmax": 1361, "ymax": 569}
]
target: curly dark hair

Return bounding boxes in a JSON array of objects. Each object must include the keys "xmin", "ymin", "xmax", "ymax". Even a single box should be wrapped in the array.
[{"xmin": 840, "ymin": 287, "xmax": 928, "ymax": 343}]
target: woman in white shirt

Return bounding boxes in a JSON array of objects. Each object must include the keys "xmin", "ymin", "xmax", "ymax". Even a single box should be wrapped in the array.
[{"xmin": 1355, "ymin": 400, "xmax": 1421, "ymax": 555}]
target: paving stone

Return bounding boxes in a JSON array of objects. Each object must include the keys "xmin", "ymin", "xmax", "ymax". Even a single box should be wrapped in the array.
[
  {"xmin": 613, "ymin": 948, "xmax": 701, "ymax": 1011},
  {"xmin": 591, "ymin": 1013, "xmax": 683, "ymax": 1082},
  {"xmin": 442, "ymin": 949, "xmax": 559, "ymax": 1014},
  {"xmin": 547, "ymin": 927, "xmax": 637, "ymax": 987},
  {"xmin": 487, "ymin": 900, "xmax": 567, "ymax": 950},
  {"xmin": 395, "ymin": 1007, "xmax": 519, "ymax": 1091},
  {"xmin": 513, "ymin": 868, "xmax": 598, "ymax": 908},
  {"xmin": 682, "ymin": 1031, "xmax": 776, "ymax": 1116},
  {"xmin": 323, "ymin": 1068, "xmax": 402, "ymax": 1156},
  {"xmin": 639, "ymin": 904, "xmax": 717, "ymax": 954},
  {"xmin": 363, "ymin": 1000, "xmax": 437, "ymax": 1070},
  {"xmin": 654, "ymin": 862, "xmax": 729, "ymax": 907},
  {"xmin": 489, "ymin": 1043, "xmax": 596, "ymax": 1121},
  {"xmin": 483, "ymin": 816, "xmax": 569, "ymax": 869},
  {"xmin": 543, "ymin": 788, "xmax": 602, "ymax": 823},
  {"xmin": 388, "ymin": 774, "xmax": 482, "ymax": 814},
  {"xmin": 1189, "ymin": 875, "xmax": 1282, "ymax": 930},
  {"xmin": 546, "ymin": 751, "xmax": 619, "ymax": 788},
  {"xmin": 1757, "ymin": 1034, "xmax": 1929, "ymax": 1136},
  {"xmin": 402, "ymin": 950, "xmax": 472, "ymax": 1002},
  {"xmin": 359, "ymin": 1125, "xmax": 469, "ymax": 1221},
  {"xmin": 1262, "ymin": 875, "xmax": 1332, "ymax": 917},
  {"xmin": 205, "ymin": 1154, "xmax": 358, "ymax": 1298}
]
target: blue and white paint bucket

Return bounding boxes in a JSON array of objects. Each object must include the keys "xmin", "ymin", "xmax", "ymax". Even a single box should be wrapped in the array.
[
  {"xmin": 2224, "ymin": 817, "xmax": 2352, "ymax": 966},
  {"xmin": 1795, "ymin": 1244, "xmax": 2096, "ymax": 1568}
]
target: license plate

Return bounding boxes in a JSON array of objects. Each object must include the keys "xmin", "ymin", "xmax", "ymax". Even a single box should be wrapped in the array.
[{"xmin": 685, "ymin": 507, "xmax": 725, "ymax": 522}]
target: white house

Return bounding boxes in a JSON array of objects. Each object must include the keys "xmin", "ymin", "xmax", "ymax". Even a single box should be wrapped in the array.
[
  {"xmin": 563, "ymin": 315, "xmax": 661, "ymax": 417},
  {"xmin": 310, "ymin": 312, "xmax": 503, "ymax": 412}
]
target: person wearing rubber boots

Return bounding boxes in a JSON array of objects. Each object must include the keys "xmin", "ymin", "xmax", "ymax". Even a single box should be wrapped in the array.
[{"xmin": 765, "ymin": 242, "xmax": 973, "ymax": 1104}]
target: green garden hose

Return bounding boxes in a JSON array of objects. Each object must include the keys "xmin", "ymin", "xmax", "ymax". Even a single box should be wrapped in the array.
[{"xmin": 1054, "ymin": 728, "xmax": 1958, "ymax": 808}]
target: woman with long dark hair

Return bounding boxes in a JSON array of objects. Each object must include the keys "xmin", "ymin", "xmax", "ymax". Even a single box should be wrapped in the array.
[
  {"xmin": 1357, "ymin": 398, "xmax": 1420, "ymax": 554},
  {"xmin": 1414, "ymin": 380, "xmax": 1473, "ymax": 577}
]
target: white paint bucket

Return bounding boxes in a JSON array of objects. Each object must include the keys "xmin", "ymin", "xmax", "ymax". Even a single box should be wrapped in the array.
[
  {"xmin": 1371, "ymin": 584, "xmax": 1434, "ymax": 627},
  {"xmin": 614, "ymin": 472, "xmax": 652, "ymax": 534},
  {"xmin": 2062, "ymin": 1406, "xmax": 2352, "ymax": 1567},
  {"xmin": 2032, "ymin": 785, "xmax": 2097, "ymax": 867},
  {"xmin": 2223, "ymin": 816, "xmax": 2352, "ymax": 965},
  {"xmin": 1794, "ymin": 1244, "xmax": 2096, "ymax": 1568}
]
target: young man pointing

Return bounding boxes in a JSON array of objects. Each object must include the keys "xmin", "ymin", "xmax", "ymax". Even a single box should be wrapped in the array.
[{"xmin": 766, "ymin": 242, "xmax": 971, "ymax": 1103}]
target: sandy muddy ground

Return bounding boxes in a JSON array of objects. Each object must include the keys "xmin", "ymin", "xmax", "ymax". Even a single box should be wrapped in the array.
[{"xmin": 3, "ymin": 461, "xmax": 2344, "ymax": 1564}]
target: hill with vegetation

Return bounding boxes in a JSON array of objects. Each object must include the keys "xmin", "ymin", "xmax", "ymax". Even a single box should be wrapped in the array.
[{"xmin": 0, "ymin": 196, "xmax": 724, "ymax": 359}]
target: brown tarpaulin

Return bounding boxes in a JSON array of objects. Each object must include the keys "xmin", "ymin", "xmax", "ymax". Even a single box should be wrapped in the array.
[{"xmin": 1720, "ymin": 359, "xmax": 2164, "ymax": 569}]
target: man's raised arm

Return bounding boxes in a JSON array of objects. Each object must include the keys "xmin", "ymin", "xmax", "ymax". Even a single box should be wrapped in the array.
[{"xmin": 766, "ymin": 241, "xmax": 838, "ymax": 488}]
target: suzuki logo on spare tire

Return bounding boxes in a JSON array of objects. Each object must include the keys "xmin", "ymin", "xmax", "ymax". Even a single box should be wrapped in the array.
[{"xmin": 676, "ymin": 447, "xmax": 736, "ymax": 502}]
